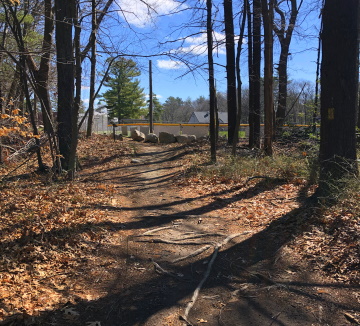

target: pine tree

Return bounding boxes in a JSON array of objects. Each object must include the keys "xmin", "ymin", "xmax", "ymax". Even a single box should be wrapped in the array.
[{"xmin": 100, "ymin": 58, "xmax": 146, "ymax": 121}]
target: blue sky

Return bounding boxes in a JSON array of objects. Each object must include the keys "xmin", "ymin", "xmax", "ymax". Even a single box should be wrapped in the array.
[{"xmin": 82, "ymin": 0, "xmax": 322, "ymax": 105}]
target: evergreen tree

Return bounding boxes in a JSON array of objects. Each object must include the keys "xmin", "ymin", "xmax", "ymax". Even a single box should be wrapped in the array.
[
  {"xmin": 100, "ymin": 58, "xmax": 146, "ymax": 121},
  {"xmin": 146, "ymin": 95, "xmax": 163, "ymax": 122}
]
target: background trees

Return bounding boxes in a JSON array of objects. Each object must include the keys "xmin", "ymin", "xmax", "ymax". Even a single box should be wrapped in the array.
[
  {"xmin": 161, "ymin": 96, "xmax": 193, "ymax": 123},
  {"xmin": 0, "ymin": 0, "xmax": 358, "ymax": 187}
]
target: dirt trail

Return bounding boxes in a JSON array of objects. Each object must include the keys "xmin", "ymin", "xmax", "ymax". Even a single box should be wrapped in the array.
[
  {"xmin": 76, "ymin": 141, "xmax": 358, "ymax": 326},
  {"xmin": 26, "ymin": 141, "xmax": 359, "ymax": 326}
]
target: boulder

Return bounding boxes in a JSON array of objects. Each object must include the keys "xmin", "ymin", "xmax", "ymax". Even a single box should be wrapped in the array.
[
  {"xmin": 131, "ymin": 129, "xmax": 145, "ymax": 141},
  {"xmin": 188, "ymin": 135, "xmax": 196, "ymax": 143},
  {"xmin": 145, "ymin": 133, "xmax": 159, "ymax": 143},
  {"xmin": 176, "ymin": 134, "xmax": 197, "ymax": 144},
  {"xmin": 159, "ymin": 131, "xmax": 176, "ymax": 143}
]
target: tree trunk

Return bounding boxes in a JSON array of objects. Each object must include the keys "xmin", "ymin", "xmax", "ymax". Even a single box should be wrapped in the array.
[
  {"xmin": 207, "ymin": 0, "xmax": 216, "ymax": 162},
  {"xmin": 233, "ymin": 1, "xmax": 247, "ymax": 155},
  {"xmin": 318, "ymin": 0, "xmax": 359, "ymax": 198},
  {"xmin": 246, "ymin": 0, "xmax": 254, "ymax": 147},
  {"xmin": 275, "ymin": 45, "xmax": 289, "ymax": 130},
  {"xmin": 358, "ymin": 91, "xmax": 360, "ymax": 129},
  {"xmin": 261, "ymin": 0, "xmax": 274, "ymax": 156},
  {"xmin": 55, "ymin": 0, "xmax": 76, "ymax": 173},
  {"xmin": 223, "ymin": 0, "xmax": 237, "ymax": 145},
  {"xmin": 252, "ymin": 0, "xmax": 261, "ymax": 148},
  {"xmin": 313, "ymin": 31, "xmax": 321, "ymax": 134},
  {"xmin": 86, "ymin": 0, "xmax": 97, "ymax": 137},
  {"xmin": 72, "ymin": 2, "xmax": 81, "ymax": 175},
  {"xmin": 6, "ymin": 4, "xmax": 44, "ymax": 170},
  {"xmin": 273, "ymin": 0, "xmax": 301, "ymax": 132}
]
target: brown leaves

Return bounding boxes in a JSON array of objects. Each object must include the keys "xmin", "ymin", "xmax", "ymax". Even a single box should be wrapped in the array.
[
  {"xmin": 0, "ymin": 135, "xmax": 133, "ymax": 320},
  {"xmin": 292, "ymin": 209, "xmax": 359, "ymax": 283}
]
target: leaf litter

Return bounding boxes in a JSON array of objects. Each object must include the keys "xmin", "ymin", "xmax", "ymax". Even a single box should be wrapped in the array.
[{"xmin": 0, "ymin": 134, "xmax": 358, "ymax": 324}]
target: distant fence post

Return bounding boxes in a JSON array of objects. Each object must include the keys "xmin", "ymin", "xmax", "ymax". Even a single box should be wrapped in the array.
[{"xmin": 112, "ymin": 124, "xmax": 116, "ymax": 141}]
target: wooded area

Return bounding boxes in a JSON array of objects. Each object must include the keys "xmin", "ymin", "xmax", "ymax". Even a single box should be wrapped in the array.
[
  {"xmin": 0, "ymin": 0, "xmax": 358, "ymax": 183},
  {"xmin": 0, "ymin": 0, "xmax": 359, "ymax": 325}
]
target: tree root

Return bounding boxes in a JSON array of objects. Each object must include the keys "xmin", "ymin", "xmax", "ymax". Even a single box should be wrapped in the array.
[
  {"xmin": 181, "ymin": 231, "xmax": 252, "ymax": 325},
  {"xmin": 172, "ymin": 245, "xmax": 212, "ymax": 263},
  {"xmin": 150, "ymin": 259, "xmax": 183, "ymax": 280},
  {"xmin": 135, "ymin": 238, "xmax": 215, "ymax": 245}
]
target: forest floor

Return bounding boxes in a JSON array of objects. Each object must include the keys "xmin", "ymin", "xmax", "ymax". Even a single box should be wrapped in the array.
[{"xmin": 0, "ymin": 135, "xmax": 359, "ymax": 326}]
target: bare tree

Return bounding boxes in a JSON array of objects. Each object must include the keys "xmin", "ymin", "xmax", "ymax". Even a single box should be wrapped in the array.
[
  {"xmin": 223, "ymin": 0, "xmax": 237, "ymax": 145},
  {"xmin": 273, "ymin": 0, "xmax": 303, "ymax": 132},
  {"xmin": 248, "ymin": 0, "xmax": 262, "ymax": 148},
  {"xmin": 207, "ymin": 0, "xmax": 216, "ymax": 162},
  {"xmin": 55, "ymin": 0, "xmax": 76, "ymax": 174},
  {"xmin": 232, "ymin": 1, "xmax": 247, "ymax": 155},
  {"xmin": 86, "ymin": 0, "xmax": 97, "ymax": 137},
  {"xmin": 261, "ymin": 0, "xmax": 274, "ymax": 156}
]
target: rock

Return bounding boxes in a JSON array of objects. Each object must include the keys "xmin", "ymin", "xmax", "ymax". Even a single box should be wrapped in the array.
[
  {"xmin": 176, "ymin": 134, "xmax": 197, "ymax": 144},
  {"xmin": 131, "ymin": 129, "xmax": 145, "ymax": 141},
  {"xmin": 159, "ymin": 131, "xmax": 176, "ymax": 143},
  {"xmin": 145, "ymin": 133, "xmax": 159, "ymax": 143},
  {"xmin": 187, "ymin": 135, "xmax": 197, "ymax": 143}
]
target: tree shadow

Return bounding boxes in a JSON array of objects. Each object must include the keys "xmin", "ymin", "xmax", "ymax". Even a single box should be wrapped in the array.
[
  {"xmin": 1, "ymin": 143, "xmax": 357, "ymax": 326},
  {"xmin": 1, "ymin": 181, "xmax": 358, "ymax": 325}
]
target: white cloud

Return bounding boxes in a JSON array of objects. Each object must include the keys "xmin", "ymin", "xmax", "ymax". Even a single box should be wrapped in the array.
[
  {"xmin": 157, "ymin": 59, "xmax": 185, "ymax": 69},
  {"xmin": 116, "ymin": 0, "xmax": 187, "ymax": 28},
  {"xmin": 174, "ymin": 31, "xmax": 227, "ymax": 56}
]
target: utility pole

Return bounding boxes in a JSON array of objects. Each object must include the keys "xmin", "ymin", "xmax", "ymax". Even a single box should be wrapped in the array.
[{"xmin": 149, "ymin": 60, "xmax": 154, "ymax": 133}]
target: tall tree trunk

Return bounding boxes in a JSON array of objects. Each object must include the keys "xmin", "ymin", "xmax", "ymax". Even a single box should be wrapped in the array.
[
  {"xmin": 358, "ymin": 90, "xmax": 360, "ymax": 129},
  {"xmin": 318, "ymin": 0, "xmax": 359, "ymax": 198},
  {"xmin": 0, "ymin": 22, "xmax": 7, "ymax": 115},
  {"xmin": 275, "ymin": 44, "xmax": 289, "ymax": 130},
  {"xmin": 20, "ymin": 56, "xmax": 44, "ymax": 170},
  {"xmin": 32, "ymin": 0, "xmax": 54, "ymax": 135},
  {"xmin": 261, "ymin": 0, "xmax": 274, "ymax": 156},
  {"xmin": 273, "ymin": 0, "xmax": 302, "ymax": 132},
  {"xmin": 232, "ymin": 1, "xmax": 247, "ymax": 155},
  {"xmin": 86, "ymin": 0, "xmax": 97, "ymax": 137},
  {"xmin": 313, "ymin": 29, "xmax": 321, "ymax": 134},
  {"xmin": 0, "ymin": 24, "xmax": 5, "ymax": 163},
  {"xmin": 55, "ymin": 0, "xmax": 76, "ymax": 173},
  {"xmin": 207, "ymin": 0, "xmax": 216, "ymax": 162},
  {"xmin": 72, "ymin": 2, "xmax": 81, "ymax": 175},
  {"xmin": 253, "ymin": 0, "xmax": 261, "ymax": 148},
  {"xmin": 247, "ymin": 0, "xmax": 255, "ymax": 147},
  {"xmin": 223, "ymin": 0, "xmax": 237, "ymax": 145},
  {"xmin": 6, "ymin": 4, "xmax": 44, "ymax": 170}
]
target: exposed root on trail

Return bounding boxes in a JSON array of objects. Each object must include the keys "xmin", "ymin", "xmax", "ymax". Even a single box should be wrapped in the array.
[
  {"xmin": 181, "ymin": 232, "xmax": 252, "ymax": 325},
  {"xmin": 128, "ymin": 225, "xmax": 253, "ymax": 325},
  {"xmin": 172, "ymin": 245, "xmax": 212, "ymax": 263}
]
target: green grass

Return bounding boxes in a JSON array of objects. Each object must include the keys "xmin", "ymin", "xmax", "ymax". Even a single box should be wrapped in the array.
[
  {"xmin": 198, "ymin": 154, "xmax": 313, "ymax": 182},
  {"xmin": 218, "ymin": 131, "xmax": 246, "ymax": 139}
]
